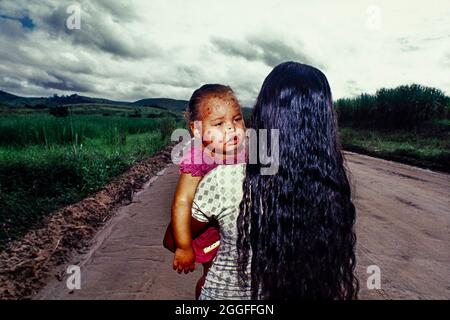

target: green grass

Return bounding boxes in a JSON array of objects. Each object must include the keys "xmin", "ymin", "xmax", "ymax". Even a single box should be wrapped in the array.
[
  {"xmin": 0, "ymin": 103, "xmax": 183, "ymax": 119},
  {"xmin": 339, "ymin": 120, "xmax": 450, "ymax": 172},
  {"xmin": 0, "ymin": 112, "xmax": 182, "ymax": 249},
  {"xmin": 0, "ymin": 114, "xmax": 180, "ymax": 147},
  {"xmin": 435, "ymin": 119, "xmax": 450, "ymax": 127},
  {"xmin": 335, "ymin": 84, "xmax": 450, "ymax": 128}
]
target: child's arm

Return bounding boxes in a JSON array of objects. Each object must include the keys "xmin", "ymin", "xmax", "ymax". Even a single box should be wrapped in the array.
[
  {"xmin": 171, "ymin": 173, "xmax": 203, "ymax": 274},
  {"xmin": 163, "ymin": 219, "xmax": 210, "ymax": 253}
]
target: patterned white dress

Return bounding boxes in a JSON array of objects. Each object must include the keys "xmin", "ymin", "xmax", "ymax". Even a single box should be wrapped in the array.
[{"xmin": 191, "ymin": 163, "xmax": 252, "ymax": 300}]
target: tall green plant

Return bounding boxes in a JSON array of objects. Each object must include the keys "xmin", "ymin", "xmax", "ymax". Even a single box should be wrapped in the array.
[{"xmin": 335, "ymin": 84, "xmax": 448, "ymax": 128}]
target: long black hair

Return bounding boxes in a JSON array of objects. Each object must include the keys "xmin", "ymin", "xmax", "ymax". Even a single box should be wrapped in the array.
[{"xmin": 237, "ymin": 61, "xmax": 358, "ymax": 300}]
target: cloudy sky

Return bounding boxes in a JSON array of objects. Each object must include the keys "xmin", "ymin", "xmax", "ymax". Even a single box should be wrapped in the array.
[{"xmin": 0, "ymin": 0, "xmax": 449, "ymax": 106}]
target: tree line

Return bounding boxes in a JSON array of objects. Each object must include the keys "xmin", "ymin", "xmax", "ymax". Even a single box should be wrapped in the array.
[{"xmin": 335, "ymin": 84, "xmax": 450, "ymax": 128}]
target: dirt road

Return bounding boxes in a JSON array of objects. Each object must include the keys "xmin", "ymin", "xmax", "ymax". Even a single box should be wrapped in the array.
[
  {"xmin": 36, "ymin": 152, "xmax": 450, "ymax": 300},
  {"xmin": 347, "ymin": 152, "xmax": 449, "ymax": 299}
]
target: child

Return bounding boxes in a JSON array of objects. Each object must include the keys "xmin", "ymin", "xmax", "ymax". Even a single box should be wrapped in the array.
[{"xmin": 170, "ymin": 84, "xmax": 246, "ymax": 299}]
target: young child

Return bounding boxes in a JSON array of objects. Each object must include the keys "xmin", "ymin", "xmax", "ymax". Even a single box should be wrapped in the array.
[{"xmin": 170, "ymin": 84, "xmax": 246, "ymax": 299}]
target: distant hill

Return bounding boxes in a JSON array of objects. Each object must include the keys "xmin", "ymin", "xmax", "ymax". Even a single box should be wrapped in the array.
[
  {"xmin": 0, "ymin": 89, "xmax": 254, "ymax": 116},
  {"xmin": 0, "ymin": 90, "xmax": 21, "ymax": 102},
  {"xmin": 51, "ymin": 94, "xmax": 129, "ymax": 106},
  {"xmin": 0, "ymin": 90, "xmax": 129, "ymax": 107},
  {"xmin": 132, "ymin": 98, "xmax": 188, "ymax": 113},
  {"xmin": 0, "ymin": 89, "xmax": 188, "ymax": 113}
]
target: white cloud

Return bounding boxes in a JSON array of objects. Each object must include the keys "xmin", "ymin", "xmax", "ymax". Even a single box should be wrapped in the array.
[{"xmin": 0, "ymin": 0, "xmax": 449, "ymax": 106}]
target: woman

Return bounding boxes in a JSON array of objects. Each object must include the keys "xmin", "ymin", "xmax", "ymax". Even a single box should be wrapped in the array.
[
  {"xmin": 237, "ymin": 61, "xmax": 358, "ymax": 300},
  {"xmin": 165, "ymin": 61, "xmax": 358, "ymax": 300}
]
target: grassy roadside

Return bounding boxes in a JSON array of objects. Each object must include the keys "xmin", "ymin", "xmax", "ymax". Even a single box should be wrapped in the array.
[
  {"xmin": 339, "ymin": 119, "xmax": 450, "ymax": 173},
  {"xmin": 0, "ymin": 113, "xmax": 180, "ymax": 249}
]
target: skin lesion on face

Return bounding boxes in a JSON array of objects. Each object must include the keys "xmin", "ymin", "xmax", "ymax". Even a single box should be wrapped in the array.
[{"xmin": 192, "ymin": 94, "xmax": 246, "ymax": 156}]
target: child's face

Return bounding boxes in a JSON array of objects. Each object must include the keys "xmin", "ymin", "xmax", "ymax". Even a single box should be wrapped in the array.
[{"xmin": 192, "ymin": 94, "xmax": 245, "ymax": 155}]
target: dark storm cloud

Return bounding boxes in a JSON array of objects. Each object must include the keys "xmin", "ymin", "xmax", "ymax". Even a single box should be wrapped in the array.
[
  {"xmin": 0, "ymin": 41, "xmax": 95, "ymax": 77},
  {"xmin": 212, "ymin": 38, "xmax": 260, "ymax": 61},
  {"xmin": 42, "ymin": 4, "xmax": 159, "ymax": 59},
  {"xmin": 0, "ymin": 28, "xmax": 97, "ymax": 95},
  {"xmin": 130, "ymin": 84, "xmax": 159, "ymax": 98},
  {"xmin": 164, "ymin": 66, "xmax": 207, "ymax": 88},
  {"xmin": 0, "ymin": 75, "xmax": 25, "ymax": 92},
  {"xmin": 95, "ymin": 0, "xmax": 139, "ymax": 23},
  {"xmin": 211, "ymin": 35, "xmax": 326, "ymax": 69},
  {"xmin": 0, "ymin": 17, "xmax": 29, "ymax": 38},
  {"xmin": 0, "ymin": 0, "xmax": 169, "ymax": 100},
  {"xmin": 0, "ymin": 13, "xmax": 34, "ymax": 29},
  {"xmin": 33, "ymin": 72, "xmax": 93, "ymax": 93},
  {"xmin": 0, "ymin": 60, "xmax": 96, "ymax": 95}
]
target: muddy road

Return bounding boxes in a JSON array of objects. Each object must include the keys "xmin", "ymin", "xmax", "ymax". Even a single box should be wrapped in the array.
[
  {"xmin": 36, "ymin": 152, "xmax": 450, "ymax": 299},
  {"xmin": 347, "ymin": 152, "xmax": 449, "ymax": 299}
]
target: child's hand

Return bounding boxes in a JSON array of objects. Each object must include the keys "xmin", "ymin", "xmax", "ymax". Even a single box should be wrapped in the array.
[{"xmin": 173, "ymin": 247, "xmax": 196, "ymax": 274}]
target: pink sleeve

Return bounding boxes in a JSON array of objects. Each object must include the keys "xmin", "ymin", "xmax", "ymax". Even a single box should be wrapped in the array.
[
  {"xmin": 179, "ymin": 146, "xmax": 207, "ymax": 177},
  {"xmin": 179, "ymin": 162, "xmax": 208, "ymax": 177}
]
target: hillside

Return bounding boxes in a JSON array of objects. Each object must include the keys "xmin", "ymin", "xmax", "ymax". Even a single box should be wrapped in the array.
[
  {"xmin": 132, "ymin": 98, "xmax": 187, "ymax": 112},
  {"xmin": 0, "ymin": 89, "xmax": 188, "ymax": 114},
  {"xmin": 0, "ymin": 90, "xmax": 20, "ymax": 102}
]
